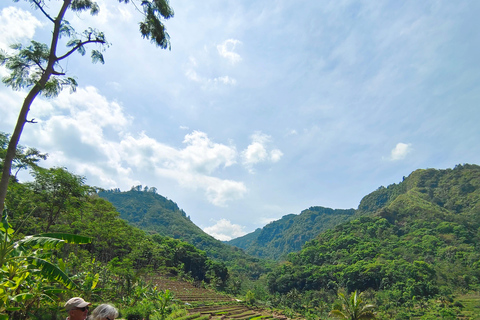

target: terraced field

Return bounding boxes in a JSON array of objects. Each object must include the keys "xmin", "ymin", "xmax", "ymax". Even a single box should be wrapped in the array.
[{"xmin": 149, "ymin": 276, "xmax": 292, "ymax": 320}]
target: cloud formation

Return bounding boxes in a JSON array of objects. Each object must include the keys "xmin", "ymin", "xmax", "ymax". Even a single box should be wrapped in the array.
[
  {"xmin": 3, "ymin": 86, "xmax": 248, "ymax": 207},
  {"xmin": 0, "ymin": 7, "xmax": 42, "ymax": 51},
  {"xmin": 203, "ymin": 218, "xmax": 246, "ymax": 241},
  {"xmin": 390, "ymin": 143, "xmax": 412, "ymax": 161},
  {"xmin": 217, "ymin": 39, "xmax": 242, "ymax": 64},
  {"xmin": 242, "ymin": 132, "xmax": 283, "ymax": 173}
]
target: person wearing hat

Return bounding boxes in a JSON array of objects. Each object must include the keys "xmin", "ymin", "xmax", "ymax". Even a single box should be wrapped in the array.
[{"xmin": 64, "ymin": 297, "xmax": 91, "ymax": 320}]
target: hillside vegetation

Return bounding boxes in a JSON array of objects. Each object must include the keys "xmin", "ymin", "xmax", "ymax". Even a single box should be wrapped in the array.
[
  {"xmin": 99, "ymin": 189, "xmax": 270, "ymax": 279},
  {"xmin": 3, "ymin": 163, "xmax": 230, "ymax": 319},
  {"xmin": 228, "ymin": 207, "xmax": 355, "ymax": 260},
  {"xmin": 266, "ymin": 164, "xmax": 480, "ymax": 318},
  {"xmin": 3, "ymin": 133, "xmax": 480, "ymax": 319}
]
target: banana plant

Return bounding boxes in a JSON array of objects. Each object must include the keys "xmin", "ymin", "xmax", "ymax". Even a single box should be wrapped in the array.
[{"xmin": 0, "ymin": 210, "xmax": 91, "ymax": 319}]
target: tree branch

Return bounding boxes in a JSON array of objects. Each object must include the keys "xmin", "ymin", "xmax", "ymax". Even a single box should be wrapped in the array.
[
  {"xmin": 56, "ymin": 39, "xmax": 106, "ymax": 61},
  {"xmin": 33, "ymin": 60, "xmax": 46, "ymax": 72},
  {"xmin": 32, "ymin": 0, "xmax": 55, "ymax": 23}
]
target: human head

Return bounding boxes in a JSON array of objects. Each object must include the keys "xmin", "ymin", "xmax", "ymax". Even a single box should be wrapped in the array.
[
  {"xmin": 89, "ymin": 304, "xmax": 119, "ymax": 320},
  {"xmin": 65, "ymin": 297, "xmax": 91, "ymax": 320}
]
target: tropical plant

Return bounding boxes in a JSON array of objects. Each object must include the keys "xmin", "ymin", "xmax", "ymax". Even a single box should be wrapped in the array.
[
  {"xmin": 155, "ymin": 289, "xmax": 173, "ymax": 320},
  {"xmin": 329, "ymin": 290, "xmax": 376, "ymax": 320},
  {"xmin": 0, "ymin": 210, "xmax": 91, "ymax": 319}
]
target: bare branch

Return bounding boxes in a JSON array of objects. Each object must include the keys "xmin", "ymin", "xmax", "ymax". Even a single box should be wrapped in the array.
[
  {"xmin": 31, "ymin": 0, "xmax": 55, "ymax": 23},
  {"xmin": 56, "ymin": 39, "xmax": 106, "ymax": 61},
  {"xmin": 51, "ymin": 70, "xmax": 66, "ymax": 76},
  {"xmin": 26, "ymin": 118, "xmax": 38, "ymax": 124},
  {"xmin": 33, "ymin": 60, "xmax": 46, "ymax": 72},
  {"xmin": 131, "ymin": 0, "xmax": 146, "ymax": 17}
]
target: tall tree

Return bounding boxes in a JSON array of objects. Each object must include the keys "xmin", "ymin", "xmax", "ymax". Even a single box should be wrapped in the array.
[{"xmin": 0, "ymin": 0, "xmax": 174, "ymax": 214}]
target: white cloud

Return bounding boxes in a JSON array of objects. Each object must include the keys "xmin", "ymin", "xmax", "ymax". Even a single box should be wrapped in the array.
[
  {"xmin": 215, "ymin": 76, "xmax": 237, "ymax": 85},
  {"xmin": 205, "ymin": 179, "xmax": 247, "ymax": 207},
  {"xmin": 242, "ymin": 132, "xmax": 283, "ymax": 172},
  {"xmin": 0, "ymin": 7, "xmax": 43, "ymax": 51},
  {"xmin": 242, "ymin": 142, "xmax": 268, "ymax": 165},
  {"xmin": 270, "ymin": 149, "xmax": 283, "ymax": 162},
  {"xmin": 11, "ymin": 86, "xmax": 247, "ymax": 206},
  {"xmin": 180, "ymin": 131, "xmax": 237, "ymax": 174},
  {"xmin": 389, "ymin": 142, "xmax": 412, "ymax": 161},
  {"xmin": 185, "ymin": 69, "xmax": 236, "ymax": 88},
  {"xmin": 287, "ymin": 129, "xmax": 298, "ymax": 136},
  {"xmin": 217, "ymin": 39, "xmax": 242, "ymax": 64},
  {"xmin": 203, "ymin": 219, "xmax": 247, "ymax": 241},
  {"xmin": 116, "ymin": 131, "xmax": 245, "ymax": 205}
]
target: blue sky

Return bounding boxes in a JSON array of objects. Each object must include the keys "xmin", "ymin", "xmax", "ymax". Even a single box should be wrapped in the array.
[{"xmin": 1, "ymin": 1, "xmax": 479, "ymax": 240}]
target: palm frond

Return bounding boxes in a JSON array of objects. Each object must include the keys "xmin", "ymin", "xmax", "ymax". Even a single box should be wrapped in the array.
[{"xmin": 329, "ymin": 309, "xmax": 348, "ymax": 319}]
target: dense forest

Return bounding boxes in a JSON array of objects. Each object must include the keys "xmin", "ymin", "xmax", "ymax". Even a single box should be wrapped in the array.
[
  {"xmin": 227, "ymin": 207, "xmax": 355, "ymax": 260},
  {"xmin": 1, "ymin": 133, "xmax": 231, "ymax": 319},
  {"xmin": 2, "ymin": 132, "xmax": 480, "ymax": 319},
  {"xmin": 98, "ymin": 189, "xmax": 271, "ymax": 280},
  {"xmin": 266, "ymin": 164, "xmax": 480, "ymax": 318}
]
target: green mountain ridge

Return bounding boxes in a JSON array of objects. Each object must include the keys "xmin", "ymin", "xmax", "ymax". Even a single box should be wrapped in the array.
[
  {"xmin": 98, "ymin": 188, "xmax": 269, "ymax": 279},
  {"xmin": 227, "ymin": 207, "xmax": 355, "ymax": 260},
  {"xmin": 266, "ymin": 164, "xmax": 480, "ymax": 317}
]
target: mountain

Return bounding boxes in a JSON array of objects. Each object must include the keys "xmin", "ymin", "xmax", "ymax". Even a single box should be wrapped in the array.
[
  {"xmin": 267, "ymin": 164, "xmax": 480, "ymax": 305},
  {"xmin": 227, "ymin": 206, "xmax": 355, "ymax": 260},
  {"xmin": 227, "ymin": 227, "xmax": 262, "ymax": 249},
  {"xmin": 98, "ymin": 187, "xmax": 205, "ymax": 242},
  {"xmin": 98, "ymin": 188, "xmax": 268, "ymax": 278}
]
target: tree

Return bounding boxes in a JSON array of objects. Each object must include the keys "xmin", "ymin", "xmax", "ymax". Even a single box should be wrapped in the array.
[
  {"xmin": 329, "ymin": 290, "xmax": 376, "ymax": 320},
  {"xmin": 0, "ymin": 0, "xmax": 174, "ymax": 214}
]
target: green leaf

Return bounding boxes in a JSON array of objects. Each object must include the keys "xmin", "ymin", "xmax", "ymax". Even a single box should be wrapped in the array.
[
  {"xmin": 91, "ymin": 50, "xmax": 104, "ymax": 64},
  {"xmin": 11, "ymin": 293, "xmax": 34, "ymax": 302},
  {"xmin": 91, "ymin": 273, "xmax": 99, "ymax": 290},
  {"xmin": 26, "ymin": 257, "xmax": 77, "ymax": 290},
  {"xmin": 37, "ymin": 233, "xmax": 91, "ymax": 244},
  {"xmin": 15, "ymin": 236, "xmax": 65, "ymax": 250}
]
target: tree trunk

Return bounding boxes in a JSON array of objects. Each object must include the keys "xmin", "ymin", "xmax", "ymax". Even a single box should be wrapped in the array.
[
  {"xmin": 0, "ymin": 85, "xmax": 42, "ymax": 214},
  {"xmin": 0, "ymin": 0, "xmax": 71, "ymax": 214}
]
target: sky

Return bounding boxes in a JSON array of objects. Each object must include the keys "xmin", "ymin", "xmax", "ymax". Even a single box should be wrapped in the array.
[{"xmin": 1, "ymin": 1, "xmax": 479, "ymax": 241}]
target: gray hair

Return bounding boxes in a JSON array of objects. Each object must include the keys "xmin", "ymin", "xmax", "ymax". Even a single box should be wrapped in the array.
[{"xmin": 89, "ymin": 304, "xmax": 119, "ymax": 320}]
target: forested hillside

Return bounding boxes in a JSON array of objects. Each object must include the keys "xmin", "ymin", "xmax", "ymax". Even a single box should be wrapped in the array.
[
  {"xmin": 3, "ymin": 168, "xmax": 230, "ymax": 318},
  {"xmin": 99, "ymin": 189, "xmax": 269, "ymax": 279},
  {"xmin": 266, "ymin": 164, "xmax": 480, "ymax": 318},
  {"xmin": 99, "ymin": 188, "xmax": 206, "ymax": 244},
  {"xmin": 227, "ymin": 207, "xmax": 355, "ymax": 260}
]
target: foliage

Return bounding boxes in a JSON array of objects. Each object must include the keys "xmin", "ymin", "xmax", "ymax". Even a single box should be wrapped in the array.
[
  {"xmin": 245, "ymin": 290, "xmax": 255, "ymax": 305},
  {"xmin": 0, "ymin": 141, "xmax": 230, "ymax": 318},
  {"xmin": 329, "ymin": 290, "xmax": 376, "ymax": 319},
  {"xmin": 0, "ymin": 210, "xmax": 91, "ymax": 319},
  {"xmin": 3, "ymin": 133, "xmax": 480, "ymax": 319},
  {"xmin": 227, "ymin": 206, "xmax": 355, "ymax": 260},
  {"xmin": 266, "ymin": 165, "xmax": 480, "ymax": 317},
  {"xmin": 121, "ymin": 288, "xmax": 176, "ymax": 320},
  {"xmin": 0, "ymin": 133, "xmax": 47, "ymax": 179},
  {"xmin": 99, "ymin": 189, "xmax": 269, "ymax": 280},
  {"xmin": 0, "ymin": 0, "xmax": 174, "ymax": 217}
]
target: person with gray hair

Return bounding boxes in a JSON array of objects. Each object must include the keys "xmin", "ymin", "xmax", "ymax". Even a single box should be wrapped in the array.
[{"xmin": 88, "ymin": 304, "xmax": 119, "ymax": 320}]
